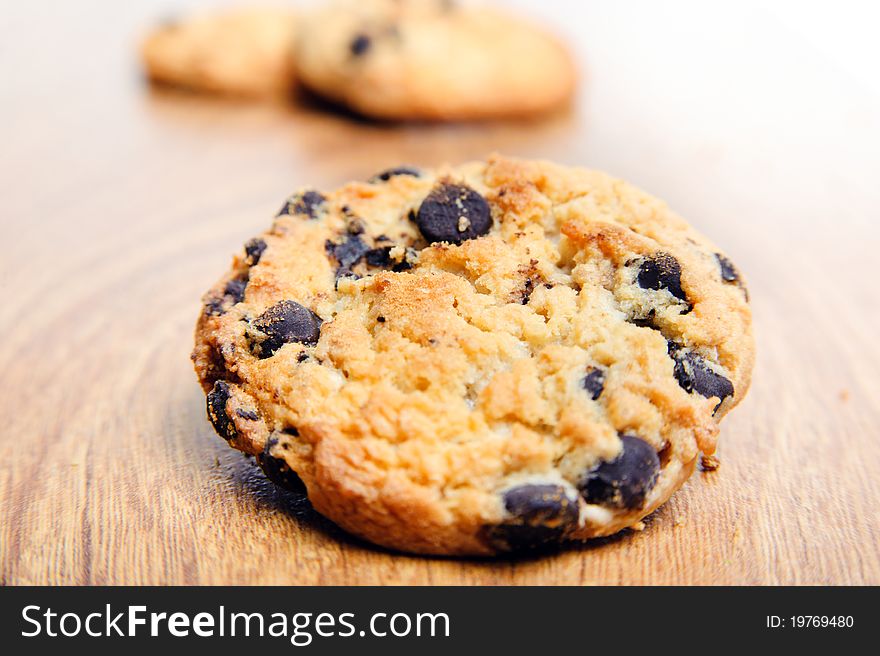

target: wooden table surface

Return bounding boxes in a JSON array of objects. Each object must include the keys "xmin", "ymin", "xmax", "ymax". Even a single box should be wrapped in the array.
[{"xmin": 2, "ymin": 1, "xmax": 879, "ymax": 585}]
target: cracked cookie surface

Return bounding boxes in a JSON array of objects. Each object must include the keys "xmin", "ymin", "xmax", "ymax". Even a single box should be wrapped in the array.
[
  {"xmin": 192, "ymin": 155, "xmax": 754, "ymax": 555},
  {"xmin": 141, "ymin": 8, "xmax": 297, "ymax": 97},
  {"xmin": 294, "ymin": 0, "xmax": 575, "ymax": 120}
]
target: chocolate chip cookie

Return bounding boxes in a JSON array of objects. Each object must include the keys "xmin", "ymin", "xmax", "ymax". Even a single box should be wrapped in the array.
[
  {"xmin": 141, "ymin": 8, "xmax": 297, "ymax": 97},
  {"xmin": 294, "ymin": 0, "xmax": 576, "ymax": 120},
  {"xmin": 192, "ymin": 155, "xmax": 754, "ymax": 555}
]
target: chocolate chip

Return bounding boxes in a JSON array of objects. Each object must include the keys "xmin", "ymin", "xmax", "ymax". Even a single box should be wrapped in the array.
[
  {"xmin": 350, "ymin": 33, "xmax": 371, "ymax": 56},
  {"xmin": 579, "ymin": 435, "xmax": 660, "ymax": 509},
  {"xmin": 276, "ymin": 198, "xmax": 292, "ymax": 217},
  {"xmin": 251, "ymin": 300, "xmax": 322, "ymax": 358},
  {"xmin": 206, "ymin": 381, "xmax": 236, "ymax": 441},
  {"xmin": 671, "ymin": 349, "xmax": 734, "ymax": 413},
  {"xmin": 369, "ymin": 166, "xmax": 421, "ymax": 183},
  {"xmin": 376, "ymin": 315, "xmax": 386, "ymax": 322},
  {"xmin": 485, "ymin": 484, "xmax": 580, "ymax": 552},
  {"xmin": 364, "ymin": 246, "xmax": 412, "ymax": 272},
  {"xmin": 714, "ymin": 253, "xmax": 738, "ymax": 282},
  {"xmin": 257, "ymin": 438, "xmax": 306, "ymax": 494},
  {"xmin": 630, "ymin": 312, "xmax": 658, "ymax": 330},
  {"xmin": 415, "ymin": 183, "xmax": 492, "ymax": 244},
  {"xmin": 637, "ymin": 253, "xmax": 688, "ymax": 302},
  {"xmin": 392, "ymin": 258, "xmax": 414, "ymax": 272},
  {"xmin": 326, "ymin": 234, "xmax": 370, "ymax": 276},
  {"xmin": 715, "ymin": 253, "xmax": 749, "ymax": 300},
  {"xmin": 235, "ymin": 408, "xmax": 259, "ymax": 421},
  {"xmin": 277, "ymin": 190, "xmax": 325, "ymax": 219},
  {"xmin": 199, "ymin": 342, "xmax": 230, "ymax": 386},
  {"xmin": 244, "ymin": 238, "xmax": 267, "ymax": 266},
  {"xmin": 364, "ymin": 246, "xmax": 392, "ymax": 267},
  {"xmin": 205, "ymin": 277, "xmax": 247, "ymax": 316},
  {"xmin": 345, "ymin": 216, "xmax": 366, "ymax": 234},
  {"xmin": 581, "ymin": 367, "xmax": 606, "ymax": 400},
  {"xmin": 225, "ymin": 278, "xmax": 247, "ymax": 303},
  {"xmin": 519, "ymin": 277, "xmax": 537, "ymax": 305}
]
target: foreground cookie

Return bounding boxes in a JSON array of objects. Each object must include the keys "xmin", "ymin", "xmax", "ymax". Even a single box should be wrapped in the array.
[
  {"xmin": 192, "ymin": 156, "xmax": 754, "ymax": 555},
  {"xmin": 295, "ymin": 0, "xmax": 575, "ymax": 120},
  {"xmin": 141, "ymin": 8, "xmax": 297, "ymax": 97}
]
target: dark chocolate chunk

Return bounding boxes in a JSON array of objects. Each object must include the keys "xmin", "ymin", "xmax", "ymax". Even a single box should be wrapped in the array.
[
  {"xmin": 715, "ymin": 253, "xmax": 739, "ymax": 283},
  {"xmin": 205, "ymin": 277, "xmax": 247, "ymax": 315},
  {"xmin": 581, "ymin": 367, "xmax": 606, "ymax": 401},
  {"xmin": 294, "ymin": 191, "xmax": 326, "ymax": 218},
  {"xmin": 200, "ymin": 342, "xmax": 229, "ymax": 385},
  {"xmin": 671, "ymin": 350, "xmax": 734, "ymax": 413},
  {"xmin": 715, "ymin": 253, "xmax": 749, "ymax": 300},
  {"xmin": 364, "ymin": 246, "xmax": 393, "ymax": 267},
  {"xmin": 415, "ymin": 183, "xmax": 492, "ymax": 244},
  {"xmin": 579, "ymin": 435, "xmax": 660, "ymax": 509},
  {"xmin": 251, "ymin": 300, "xmax": 323, "ymax": 358},
  {"xmin": 326, "ymin": 234, "xmax": 370, "ymax": 270},
  {"xmin": 349, "ymin": 33, "xmax": 371, "ymax": 56},
  {"xmin": 485, "ymin": 484, "xmax": 580, "ymax": 552},
  {"xmin": 276, "ymin": 198, "xmax": 292, "ymax": 217},
  {"xmin": 520, "ymin": 277, "xmax": 537, "ymax": 305},
  {"xmin": 367, "ymin": 245, "xmax": 415, "ymax": 270},
  {"xmin": 392, "ymin": 256, "xmax": 414, "ymax": 272},
  {"xmin": 345, "ymin": 216, "xmax": 366, "ymax": 234},
  {"xmin": 224, "ymin": 278, "xmax": 247, "ymax": 304},
  {"xmin": 637, "ymin": 253, "xmax": 688, "ymax": 302},
  {"xmin": 244, "ymin": 238, "xmax": 267, "ymax": 266},
  {"xmin": 369, "ymin": 166, "xmax": 421, "ymax": 183},
  {"xmin": 257, "ymin": 438, "xmax": 306, "ymax": 494},
  {"xmin": 630, "ymin": 311, "xmax": 657, "ymax": 330},
  {"xmin": 235, "ymin": 408, "xmax": 259, "ymax": 421},
  {"xmin": 277, "ymin": 190, "xmax": 325, "ymax": 219},
  {"xmin": 206, "ymin": 381, "xmax": 236, "ymax": 441}
]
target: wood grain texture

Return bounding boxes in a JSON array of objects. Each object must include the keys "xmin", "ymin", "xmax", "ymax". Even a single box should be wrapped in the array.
[{"xmin": 2, "ymin": 1, "xmax": 879, "ymax": 585}]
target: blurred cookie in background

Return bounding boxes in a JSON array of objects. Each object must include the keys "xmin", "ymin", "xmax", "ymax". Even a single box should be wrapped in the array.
[
  {"xmin": 141, "ymin": 8, "xmax": 298, "ymax": 97},
  {"xmin": 295, "ymin": 0, "xmax": 576, "ymax": 120}
]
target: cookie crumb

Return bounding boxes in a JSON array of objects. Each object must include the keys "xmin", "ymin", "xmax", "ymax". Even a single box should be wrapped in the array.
[
  {"xmin": 838, "ymin": 389, "xmax": 850, "ymax": 402},
  {"xmin": 700, "ymin": 454, "xmax": 721, "ymax": 471},
  {"xmin": 388, "ymin": 244, "xmax": 407, "ymax": 261},
  {"xmin": 630, "ymin": 521, "xmax": 646, "ymax": 532}
]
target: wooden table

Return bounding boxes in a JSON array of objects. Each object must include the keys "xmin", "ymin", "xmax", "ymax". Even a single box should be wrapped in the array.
[{"xmin": 2, "ymin": 1, "xmax": 879, "ymax": 585}]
